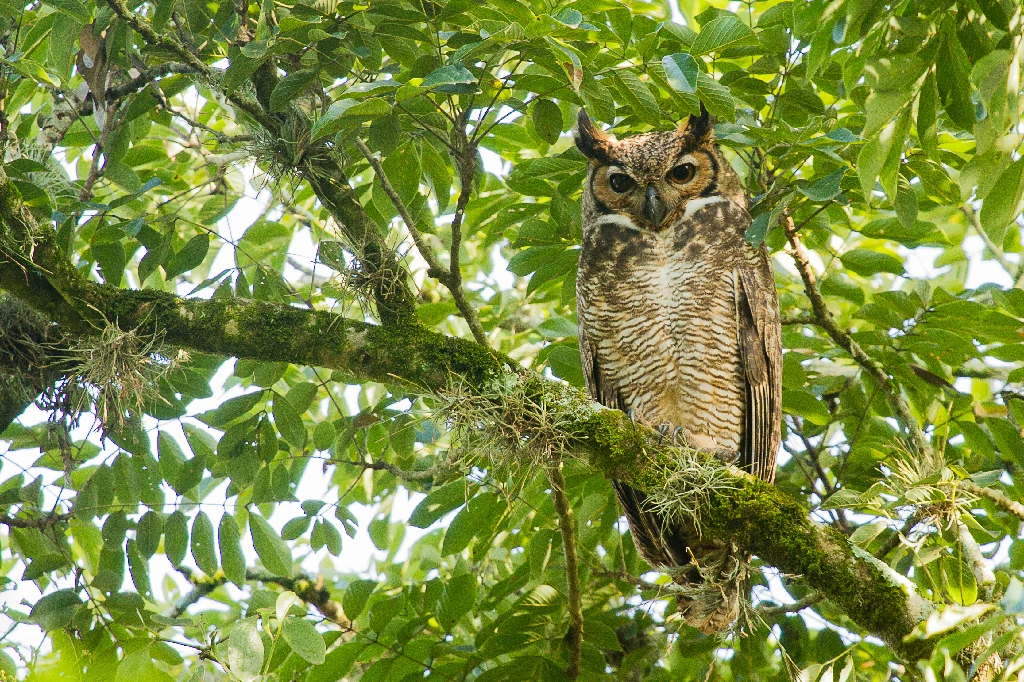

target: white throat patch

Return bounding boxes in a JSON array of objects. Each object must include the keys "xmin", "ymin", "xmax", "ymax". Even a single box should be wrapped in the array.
[
  {"xmin": 680, "ymin": 196, "xmax": 730, "ymax": 223},
  {"xmin": 592, "ymin": 213, "xmax": 642, "ymax": 231}
]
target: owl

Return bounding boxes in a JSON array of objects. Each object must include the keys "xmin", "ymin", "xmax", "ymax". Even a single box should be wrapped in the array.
[{"xmin": 574, "ymin": 105, "xmax": 782, "ymax": 632}]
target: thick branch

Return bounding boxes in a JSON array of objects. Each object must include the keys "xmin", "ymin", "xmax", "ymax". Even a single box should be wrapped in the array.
[
  {"xmin": 0, "ymin": 285, "xmax": 936, "ymax": 658},
  {"xmin": 962, "ymin": 481, "xmax": 1024, "ymax": 521},
  {"xmin": 0, "ymin": 176, "xmax": 937, "ymax": 660},
  {"xmin": 786, "ymin": 230, "xmax": 928, "ymax": 454},
  {"xmin": 302, "ymin": 159, "xmax": 417, "ymax": 323}
]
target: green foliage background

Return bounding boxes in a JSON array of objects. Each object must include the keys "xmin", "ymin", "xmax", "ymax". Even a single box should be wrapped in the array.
[{"xmin": 1, "ymin": 0, "xmax": 1024, "ymax": 679}]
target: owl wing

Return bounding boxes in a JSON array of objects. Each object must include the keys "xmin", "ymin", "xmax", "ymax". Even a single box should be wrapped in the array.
[
  {"xmin": 736, "ymin": 251, "xmax": 783, "ymax": 483},
  {"xmin": 578, "ymin": 314, "xmax": 693, "ymax": 569}
]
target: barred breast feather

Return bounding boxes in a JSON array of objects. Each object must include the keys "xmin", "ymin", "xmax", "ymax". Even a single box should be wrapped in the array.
[{"xmin": 577, "ymin": 196, "xmax": 782, "ymax": 590}]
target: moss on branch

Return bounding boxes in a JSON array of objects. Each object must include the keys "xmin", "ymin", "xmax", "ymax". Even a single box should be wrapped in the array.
[{"xmin": 0, "ymin": 156, "xmax": 937, "ymax": 661}]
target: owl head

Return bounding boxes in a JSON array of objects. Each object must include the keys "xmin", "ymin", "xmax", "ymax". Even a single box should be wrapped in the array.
[{"xmin": 574, "ymin": 105, "xmax": 744, "ymax": 232}]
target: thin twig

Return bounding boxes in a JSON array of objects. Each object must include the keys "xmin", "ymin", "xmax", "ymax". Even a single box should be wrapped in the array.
[
  {"xmin": 875, "ymin": 510, "xmax": 926, "ymax": 559},
  {"xmin": 448, "ymin": 150, "xmax": 488, "ymax": 345},
  {"xmin": 78, "ymin": 104, "xmax": 117, "ymax": 203},
  {"xmin": 956, "ymin": 516, "xmax": 996, "ymax": 601},
  {"xmin": 547, "ymin": 460, "xmax": 583, "ymax": 681},
  {"xmin": 172, "ymin": 566, "xmax": 349, "ymax": 624},
  {"xmin": 353, "ymin": 138, "xmax": 449, "ymax": 281},
  {"xmin": 781, "ymin": 315, "xmax": 818, "ymax": 326},
  {"xmin": 758, "ymin": 592, "xmax": 823, "ymax": 616},
  {"xmin": 960, "ymin": 206, "xmax": 1017, "ymax": 276},
  {"xmin": 335, "ymin": 457, "xmax": 439, "ymax": 482},
  {"xmin": 0, "ymin": 512, "xmax": 73, "ymax": 529},
  {"xmin": 104, "ymin": 0, "xmax": 279, "ymax": 135},
  {"xmin": 785, "ymin": 224, "xmax": 928, "ymax": 454}
]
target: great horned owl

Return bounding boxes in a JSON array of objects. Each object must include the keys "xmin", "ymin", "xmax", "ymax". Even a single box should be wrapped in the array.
[{"xmin": 574, "ymin": 105, "xmax": 782, "ymax": 632}]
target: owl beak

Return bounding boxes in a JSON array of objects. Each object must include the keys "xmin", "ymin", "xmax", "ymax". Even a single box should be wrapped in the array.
[{"xmin": 643, "ymin": 185, "xmax": 666, "ymax": 227}]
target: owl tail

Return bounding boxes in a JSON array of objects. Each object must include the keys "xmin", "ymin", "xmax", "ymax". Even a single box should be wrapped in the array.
[{"xmin": 613, "ymin": 481, "xmax": 747, "ymax": 634}]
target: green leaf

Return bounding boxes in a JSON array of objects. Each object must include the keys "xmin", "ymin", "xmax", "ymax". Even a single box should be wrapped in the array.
[
  {"xmin": 979, "ymin": 159, "xmax": 1024, "ymax": 244},
  {"xmin": 164, "ymin": 234, "xmax": 210, "ymax": 278},
  {"xmin": 281, "ymin": 617, "xmax": 326, "ymax": 665},
  {"xmin": 198, "ymin": 390, "xmax": 265, "ymax": 428},
  {"xmin": 800, "ymin": 168, "xmax": 846, "ymax": 201},
  {"xmin": 584, "ymin": 621, "xmax": 623, "ymax": 651},
  {"xmin": 29, "ymin": 589, "xmax": 83, "ymax": 631},
  {"xmin": 312, "ymin": 420, "xmax": 336, "ymax": 450},
  {"xmin": 408, "ymin": 481, "xmax": 466, "ymax": 528},
  {"xmin": 136, "ymin": 511, "xmax": 163, "ymax": 558},
  {"xmin": 343, "ymin": 580, "xmax": 377, "ymax": 620},
  {"xmin": 662, "ymin": 53, "xmax": 699, "ymax": 93},
  {"xmin": 839, "ymin": 249, "xmax": 905, "ymax": 276},
  {"xmin": 115, "ymin": 645, "xmax": 172, "ymax": 682},
  {"xmin": 273, "ymin": 392, "xmax": 307, "ymax": 448},
  {"xmin": 532, "ymin": 99, "xmax": 563, "ymax": 145},
  {"xmin": 690, "ymin": 15, "xmax": 754, "ymax": 55},
  {"xmin": 441, "ymin": 504, "xmax": 476, "ymax": 556},
  {"xmin": 191, "ymin": 511, "xmax": 219, "ymax": 576},
  {"xmin": 282, "ymin": 515, "xmax": 311, "ymax": 540},
  {"xmin": 225, "ymin": 619, "xmax": 264, "ymax": 682},
  {"xmin": 380, "ymin": 142, "xmax": 421, "ymax": 205},
  {"xmin": 165, "ymin": 510, "xmax": 189, "ymax": 566},
  {"xmin": 307, "ymin": 642, "xmax": 364, "ymax": 682},
  {"xmin": 92, "ymin": 242, "xmax": 126, "ymax": 285},
  {"xmin": 316, "ymin": 519, "xmax": 342, "ymax": 555},
  {"xmin": 918, "ymin": 71, "xmax": 938, "ymax": 156},
  {"xmin": 42, "ymin": 0, "xmax": 90, "ymax": 23},
  {"xmin": 943, "ymin": 556, "xmax": 978, "ymax": 606},
  {"xmin": 782, "ymin": 390, "xmax": 831, "ymax": 426},
  {"xmin": 421, "ymin": 64, "xmax": 477, "ymax": 93},
  {"xmin": 310, "ymin": 99, "xmax": 393, "ymax": 141},
  {"xmin": 127, "ymin": 539, "xmax": 152, "ymax": 596},
  {"xmin": 613, "ymin": 70, "xmax": 659, "ymax": 124},
  {"xmin": 219, "ymin": 514, "xmax": 247, "ymax": 588},
  {"xmin": 862, "ymin": 90, "xmax": 915, "ymax": 139},
  {"xmin": 270, "ymin": 70, "xmax": 318, "ymax": 112},
  {"xmin": 437, "ymin": 573, "xmax": 477, "ymax": 630},
  {"xmin": 250, "ymin": 512, "xmax": 293, "ymax": 577}
]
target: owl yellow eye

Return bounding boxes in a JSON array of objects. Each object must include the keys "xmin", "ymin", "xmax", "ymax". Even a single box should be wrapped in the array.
[
  {"xmin": 668, "ymin": 163, "xmax": 697, "ymax": 184},
  {"xmin": 608, "ymin": 173, "xmax": 635, "ymax": 193}
]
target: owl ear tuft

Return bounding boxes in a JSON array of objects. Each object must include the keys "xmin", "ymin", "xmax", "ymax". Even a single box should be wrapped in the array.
[
  {"xmin": 575, "ymin": 109, "xmax": 616, "ymax": 164},
  {"xmin": 678, "ymin": 102, "xmax": 712, "ymax": 144}
]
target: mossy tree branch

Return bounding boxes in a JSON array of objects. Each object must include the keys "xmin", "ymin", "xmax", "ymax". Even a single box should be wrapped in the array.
[{"xmin": 0, "ymin": 155, "xmax": 938, "ymax": 661}]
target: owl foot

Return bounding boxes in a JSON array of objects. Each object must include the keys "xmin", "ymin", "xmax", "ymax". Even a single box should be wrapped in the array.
[
  {"xmin": 713, "ymin": 448, "xmax": 741, "ymax": 465},
  {"xmin": 672, "ymin": 426, "xmax": 686, "ymax": 446},
  {"xmin": 627, "ymin": 409, "xmax": 637, "ymax": 426}
]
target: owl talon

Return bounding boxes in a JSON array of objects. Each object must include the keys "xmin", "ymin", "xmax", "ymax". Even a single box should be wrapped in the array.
[
  {"xmin": 627, "ymin": 409, "xmax": 636, "ymax": 426},
  {"xmin": 657, "ymin": 423, "xmax": 671, "ymax": 444},
  {"xmin": 672, "ymin": 426, "xmax": 686, "ymax": 446}
]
